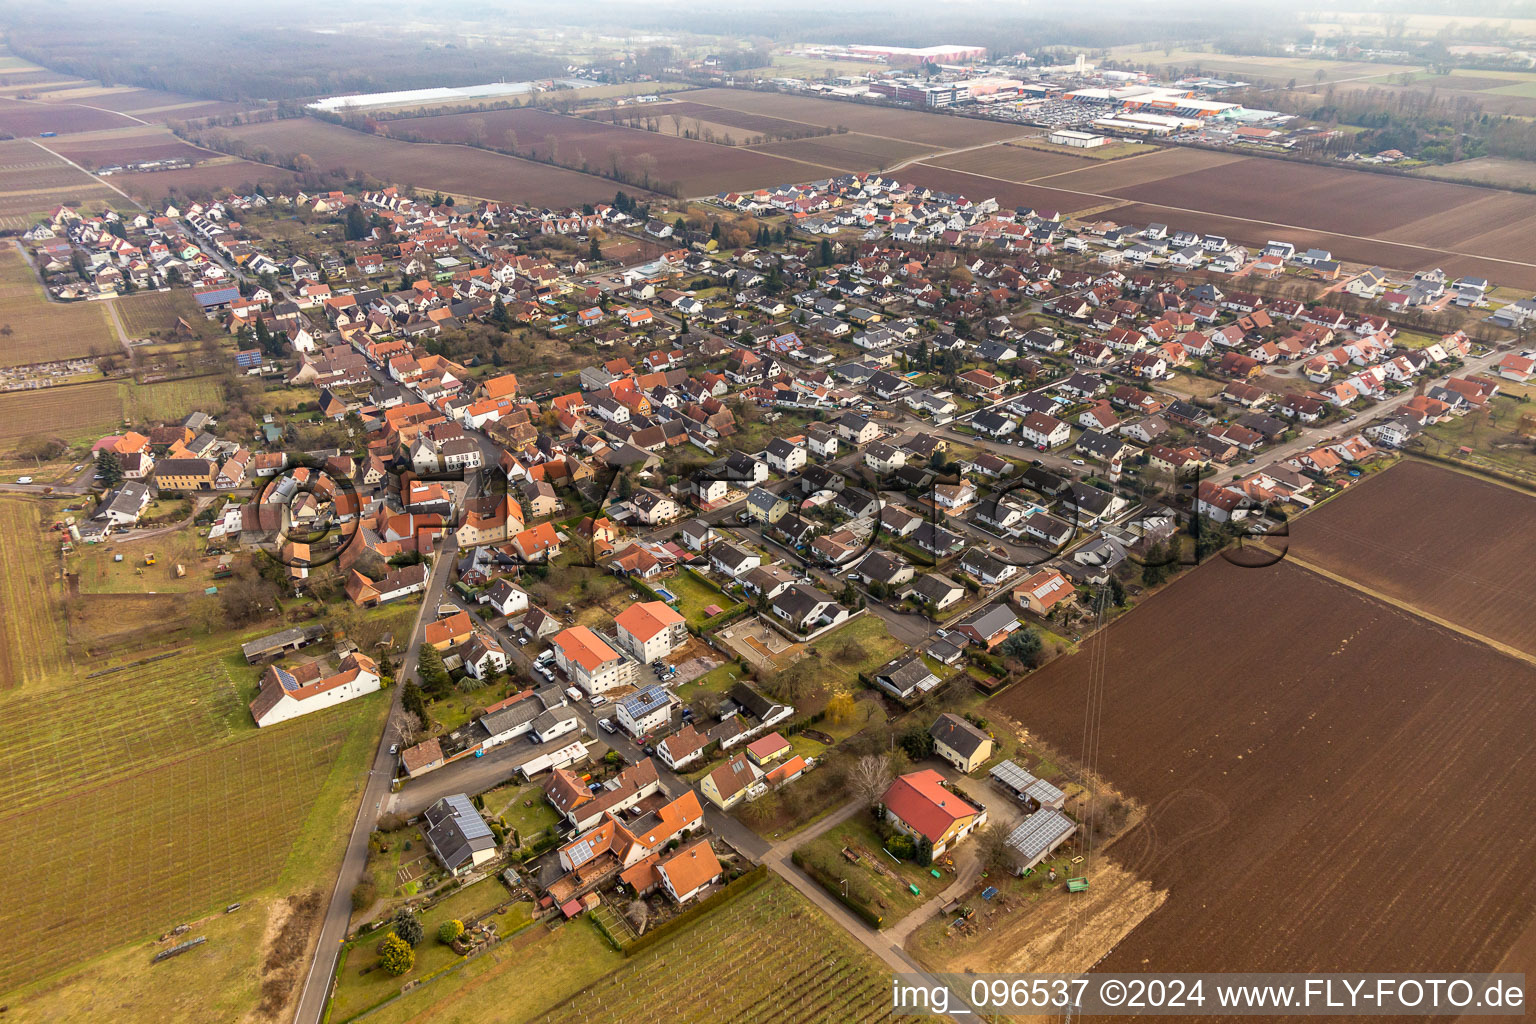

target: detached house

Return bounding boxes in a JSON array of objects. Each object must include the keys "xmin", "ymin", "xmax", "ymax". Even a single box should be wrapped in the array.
[
  {"xmin": 930, "ymin": 714, "xmax": 994, "ymax": 774},
  {"xmin": 248, "ymin": 652, "xmax": 381, "ymax": 728},
  {"xmin": 881, "ymin": 769, "xmax": 986, "ymax": 857}
]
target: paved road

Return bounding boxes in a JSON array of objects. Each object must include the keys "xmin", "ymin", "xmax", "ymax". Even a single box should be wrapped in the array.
[
  {"xmin": 758, "ymin": 803, "xmax": 971, "ymax": 1022},
  {"xmin": 0, "ymin": 462, "xmax": 98, "ymax": 495},
  {"xmin": 291, "ymin": 537, "xmax": 457, "ymax": 1024},
  {"xmin": 387, "ymin": 731, "xmax": 594, "ymax": 820}
]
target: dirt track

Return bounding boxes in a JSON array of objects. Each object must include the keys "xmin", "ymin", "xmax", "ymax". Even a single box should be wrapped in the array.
[{"xmin": 990, "ymin": 555, "xmax": 1536, "ymax": 1020}]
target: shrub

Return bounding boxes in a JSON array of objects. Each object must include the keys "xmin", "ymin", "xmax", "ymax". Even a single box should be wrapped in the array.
[
  {"xmin": 379, "ymin": 933, "xmax": 414, "ymax": 976},
  {"xmin": 438, "ymin": 919, "xmax": 464, "ymax": 945},
  {"xmin": 391, "ymin": 909, "xmax": 423, "ymax": 947},
  {"xmin": 886, "ymin": 834, "xmax": 916, "ymax": 860},
  {"xmin": 350, "ymin": 878, "xmax": 377, "ymax": 912}
]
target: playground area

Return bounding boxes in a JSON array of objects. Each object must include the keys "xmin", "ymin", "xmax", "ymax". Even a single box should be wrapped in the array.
[{"xmin": 717, "ymin": 616, "xmax": 803, "ymax": 672}]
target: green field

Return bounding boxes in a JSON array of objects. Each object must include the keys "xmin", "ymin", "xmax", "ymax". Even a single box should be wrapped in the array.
[
  {"xmin": 353, "ymin": 873, "xmax": 902, "ymax": 1024},
  {"xmin": 116, "ymin": 288, "xmax": 222, "ymax": 341},
  {"xmin": 0, "ymin": 499, "xmax": 71, "ymax": 686},
  {"xmin": 1, "ymin": 375, "xmax": 226, "ymax": 450},
  {"xmin": 1420, "ymin": 395, "xmax": 1536, "ymax": 483},
  {"xmin": 121, "ymin": 375, "xmax": 226, "ymax": 424},
  {"xmin": 0, "ymin": 247, "xmax": 118, "ymax": 367},
  {"xmin": 0, "ymin": 495, "xmax": 407, "ymax": 1016},
  {"xmin": 0, "ymin": 645, "xmax": 390, "ymax": 996}
]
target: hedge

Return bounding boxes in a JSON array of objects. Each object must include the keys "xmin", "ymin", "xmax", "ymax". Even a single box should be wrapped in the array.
[
  {"xmin": 627, "ymin": 576, "xmax": 665, "ymax": 603},
  {"xmin": 691, "ymin": 601, "xmax": 751, "ymax": 635},
  {"xmin": 623, "ymin": 866, "xmax": 770, "ymax": 956},
  {"xmin": 791, "ymin": 850, "xmax": 884, "ymax": 928}
]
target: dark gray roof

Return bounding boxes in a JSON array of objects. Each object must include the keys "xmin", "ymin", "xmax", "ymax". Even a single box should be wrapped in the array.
[
  {"xmin": 423, "ymin": 794, "xmax": 496, "ymax": 871},
  {"xmin": 481, "ymin": 699, "xmax": 543, "ymax": 737},
  {"xmin": 959, "ymin": 602, "xmax": 1020, "ymax": 638},
  {"xmin": 874, "ymin": 653, "xmax": 941, "ymax": 698},
  {"xmin": 911, "ymin": 572, "xmax": 962, "ymax": 602},
  {"xmin": 772, "ymin": 583, "xmax": 836, "ymax": 623},
  {"xmin": 240, "ymin": 624, "xmax": 326, "ymax": 660},
  {"xmin": 930, "ymin": 713, "xmax": 991, "ymax": 759}
]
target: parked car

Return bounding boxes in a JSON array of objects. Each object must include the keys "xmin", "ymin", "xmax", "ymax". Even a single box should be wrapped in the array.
[
  {"xmin": 517, "ymin": 635, "xmax": 530, "ymax": 646},
  {"xmin": 388, "ymin": 744, "xmax": 398, "ymax": 756},
  {"xmin": 15, "ymin": 476, "xmax": 31, "ymax": 484},
  {"xmin": 589, "ymin": 695, "xmax": 608, "ymax": 708},
  {"xmin": 1071, "ymin": 459, "xmax": 1085, "ymax": 466},
  {"xmin": 597, "ymin": 718, "xmax": 616, "ymax": 734},
  {"xmin": 565, "ymin": 686, "xmax": 583, "ymax": 702}
]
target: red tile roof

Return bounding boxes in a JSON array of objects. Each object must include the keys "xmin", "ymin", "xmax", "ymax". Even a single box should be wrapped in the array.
[{"xmin": 881, "ymin": 769, "xmax": 978, "ymax": 845}]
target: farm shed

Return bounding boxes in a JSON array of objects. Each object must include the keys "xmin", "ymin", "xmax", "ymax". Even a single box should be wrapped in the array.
[
  {"xmin": 1003, "ymin": 809, "xmax": 1078, "ymax": 874},
  {"xmin": 240, "ymin": 624, "xmax": 327, "ymax": 663},
  {"xmin": 989, "ymin": 759, "xmax": 1066, "ymax": 811}
]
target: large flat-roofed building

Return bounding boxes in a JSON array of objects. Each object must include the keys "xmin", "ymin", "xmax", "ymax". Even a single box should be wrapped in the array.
[
  {"xmin": 845, "ymin": 43, "xmax": 987, "ymax": 65},
  {"xmin": 1048, "ymin": 129, "xmax": 1107, "ymax": 148}
]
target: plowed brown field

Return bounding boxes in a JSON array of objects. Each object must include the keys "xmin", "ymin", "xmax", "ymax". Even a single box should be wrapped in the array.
[
  {"xmin": 220, "ymin": 119, "xmax": 647, "ymax": 207},
  {"xmin": 1289, "ymin": 460, "xmax": 1536, "ymax": 658},
  {"xmin": 990, "ymin": 546, "xmax": 1536, "ymax": 1010},
  {"xmin": 383, "ymin": 106, "xmax": 839, "ymax": 194}
]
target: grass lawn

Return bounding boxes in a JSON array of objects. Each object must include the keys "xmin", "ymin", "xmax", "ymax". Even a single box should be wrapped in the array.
[
  {"xmin": 425, "ymin": 684, "xmax": 507, "ymax": 736},
  {"xmin": 1158, "ymin": 372, "xmax": 1225, "ymax": 399},
  {"xmin": 804, "ymin": 614, "xmax": 907, "ymax": 698},
  {"xmin": 662, "ymin": 569, "xmax": 740, "ymax": 626},
  {"xmin": 481, "ymin": 781, "xmax": 560, "ymax": 841},
  {"xmin": 364, "ymin": 915, "xmax": 622, "ymax": 1024},
  {"xmin": 330, "ymin": 881, "xmax": 525, "ymax": 1022},
  {"xmin": 71, "ymin": 524, "xmax": 218, "ymax": 594},
  {"xmin": 675, "ymin": 661, "xmax": 741, "ymax": 707},
  {"xmin": 1009, "ymin": 135, "xmax": 1149, "ymax": 160},
  {"xmin": 796, "ymin": 817, "xmax": 938, "ymax": 926}
]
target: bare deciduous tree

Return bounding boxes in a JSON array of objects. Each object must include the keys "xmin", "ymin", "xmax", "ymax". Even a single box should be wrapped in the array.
[
  {"xmin": 389, "ymin": 706, "xmax": 423, "ymax": 748},
  {"xmin": 626, "ymin": 899, "xmax": 649, "ymax": 935},
  {"xmin": 850, "ymin": 754, "xmax": 893, "ymax": 809}
]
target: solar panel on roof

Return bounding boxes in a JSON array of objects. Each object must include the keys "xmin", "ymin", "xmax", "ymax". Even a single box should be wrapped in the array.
[
  {"xmin": 620, "ymin": 684, "xmax": 670, "ymax": 717},
  {"xmin": 445, "ymin": 794, "xmax": 493, "ymax": 841},
  {"xmin": 989, "ymin": 759, "xmax": 1039, "ymax": 793},
  {"xmin": 1025, "ymin": 777, "xmax": 1065, "ymax": 806},
  {"xmin": 1006, "ymin": 809, "xmax": 1076, "ymax": 863},
  {"xmin": 566, "ymin": 836, "xmax": 599, "ymax": 867},
  {"xmin": 275, "ymin": 667, "xmax": 300, "ymax": 692}
]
